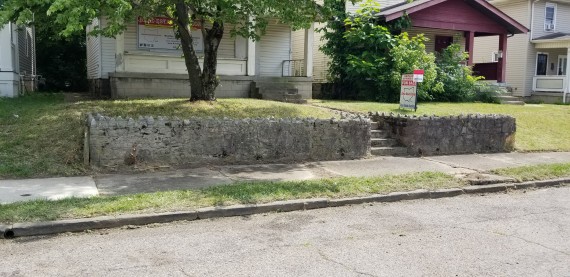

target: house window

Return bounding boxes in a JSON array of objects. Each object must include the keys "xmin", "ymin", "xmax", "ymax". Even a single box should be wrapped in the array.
[
  {"xmin": 536, "ymin": 53, "xmax": 548, "ymax": 75},
  {"xmin": 558, "ymin": 55, "xmax": 567, "ymax": 75},
  {"xmin": 545, "ymin": 3, "xmax": 556, "ymax": 31}
]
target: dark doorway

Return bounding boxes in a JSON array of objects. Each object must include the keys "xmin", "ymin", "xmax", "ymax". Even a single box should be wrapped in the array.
[
  {"xmin": 536, "ymin": 53, "xmax": 548, "ymax": 76},
  {"xmin": 435, "ymin": 36, "xmax": 454, "ymax": 53}
]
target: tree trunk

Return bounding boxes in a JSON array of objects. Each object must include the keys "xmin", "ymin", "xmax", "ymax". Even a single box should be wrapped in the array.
[
  {"xmin": 198, "ymin": 21, "xmax": 224, "ymax": 101},
  {"xmin": 174, "ymin": 1, "xmax": 223, "ymax": 101}
]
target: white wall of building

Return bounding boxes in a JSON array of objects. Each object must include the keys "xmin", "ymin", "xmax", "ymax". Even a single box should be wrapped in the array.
[{"xmin": 0, "ymin": 23, "xmax": 20, "ymax": 98}]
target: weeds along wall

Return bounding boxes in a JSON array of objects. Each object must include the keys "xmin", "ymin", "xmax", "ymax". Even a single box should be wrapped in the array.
[
  {"xmin": 86, "ymin": 114, "xmax": 371, "ymax": 169},
  {"xmin": 371, "ymin": 113, "xmax": 516, "ymax": 156}
]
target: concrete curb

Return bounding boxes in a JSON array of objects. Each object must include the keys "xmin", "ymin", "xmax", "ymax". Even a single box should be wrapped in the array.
[{"xmin": 2, "ymin": 178, "xmax": 569, "ymax": 239}]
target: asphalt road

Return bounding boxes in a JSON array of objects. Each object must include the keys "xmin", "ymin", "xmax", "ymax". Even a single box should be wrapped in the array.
[{"xmin": 1, "ymin": 187, "xmax": 570, "ymax": 276}]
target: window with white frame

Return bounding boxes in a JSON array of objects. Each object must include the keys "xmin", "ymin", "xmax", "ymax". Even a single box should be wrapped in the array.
[{"xmin": 545, "ymin": 2, "xmax": 556, "ymax": 31}]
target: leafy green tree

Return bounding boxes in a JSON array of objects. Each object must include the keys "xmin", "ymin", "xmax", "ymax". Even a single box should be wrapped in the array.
[
  {"xmin": 33, "ymin": 6, "xmax": 87, "ymax": 92},
  {"xmin": 1, "ymin": 0, "xmax": 332, "ymax": 100}
]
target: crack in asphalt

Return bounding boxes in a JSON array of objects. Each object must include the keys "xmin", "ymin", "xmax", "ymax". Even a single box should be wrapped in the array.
[{"xmin": 317, "ymin": 249, "xmax": 379, "ymax": 277}]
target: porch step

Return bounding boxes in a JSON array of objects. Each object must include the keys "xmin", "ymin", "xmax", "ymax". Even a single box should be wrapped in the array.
[
  {"xmin": 371, "ymin": 138, "xmax": 398, "ymax": 147},
  {"xmin": 499, "ymin": 95, "xmax": 525, "ymax": 105},
  {"xmin": 371, "ymin": 130, "xmax": 390, "ymax": 139},
  {"xmin": 253, "ymin": 81, "xmax": 306, "ymax": 104},
  {"xmin": 371, "ymin": 147, "xmax": 408, "ymax": 156},
  {"xmin": 370, "ymin": 121, "xmax": 379, "ymax": 130}
]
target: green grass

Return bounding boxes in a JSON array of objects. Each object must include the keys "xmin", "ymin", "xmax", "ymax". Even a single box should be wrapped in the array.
[
  {"xmin": 491, "ymin": 163, "xmax": 570, "ymax": 182},
  {"xmin": 0, "ymin": 172, "xmax": 462, "ymax": 224},
  {"xmin": 0, "ymin": 94, "xmax": 337, "ymax": 179},
  {"xmin": 311, "ymin": 100, "xmax": 570, "ymax": 152}
]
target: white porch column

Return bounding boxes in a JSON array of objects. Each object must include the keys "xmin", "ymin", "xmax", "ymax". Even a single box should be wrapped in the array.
[
  {"xmin": 247, "ymin": 38, "xmax": 256, "ymax": 76},
  {"xmin": 115, "ymin": 32, "xmax": 125, "ymax": 72},
  {"xmin": 565, "ymin": 46, "xmax": 570, "ymax": 103},
  {"xmin": 303, "ymin": 23, "xmax": 315, "ymax": 77}
]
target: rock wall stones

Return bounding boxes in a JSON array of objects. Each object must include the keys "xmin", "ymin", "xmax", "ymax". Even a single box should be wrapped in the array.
[
  {"xmin": 371, "ymin": 113, "xmax": 516, "ymax": 156},
  {"xmin": 87, "ymin": 114, "xmax": 371, "ymax": 169}
]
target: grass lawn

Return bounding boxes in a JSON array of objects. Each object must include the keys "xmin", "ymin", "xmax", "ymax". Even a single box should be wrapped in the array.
[
  {"xmin": 0, "ymin": 94, "xmax": 337, "ymax": 179},
  {"xmin": 492, "ymin": 163, "xmax": 570, "ymax": 182},
  {"xmin": 0, "ymin": 172, "xmax": 462, "ymax": 223},
  {"xmin": 311, "ymin": 100, "xmax": 570, "ymax": 152}
]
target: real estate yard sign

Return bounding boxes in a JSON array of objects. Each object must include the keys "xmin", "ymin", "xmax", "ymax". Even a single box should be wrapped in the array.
[
  {"xmin": 400, "ymin": 74, "xmax": 417, "ymax": 111},
  {"xmin": 137, "ymin": 17, "xmax": 203, "ymax": 51}
]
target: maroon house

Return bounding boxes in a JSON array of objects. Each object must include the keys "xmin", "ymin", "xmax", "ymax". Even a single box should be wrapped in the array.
[{"xmin": 377, "ymin": 0, "xmax": 528, "ymax": 82}]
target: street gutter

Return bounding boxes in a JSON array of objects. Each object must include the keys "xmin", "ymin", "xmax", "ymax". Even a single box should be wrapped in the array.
[{"xmin": 2, "ymin": 177, "xmax": 569, "ymax": 239}]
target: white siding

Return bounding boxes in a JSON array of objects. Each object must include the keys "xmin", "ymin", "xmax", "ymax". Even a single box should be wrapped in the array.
[
  {"xmin": 99, "ymin": 18, "xmax": 117, "ymax": 78},
  {"xmin": 258, "ymin": 22, "xmax": 292, "ymax": 76},
  {"xmin": 532, "ymin": 1, "xmax": 570, "ymax": 39},
  {"xmin": 86, "ymin": 18, "xmax": 102, "ymax": 79},
  {"xmin": 291, "ymin": 29, "xmax": 304, "ymax": 60},
  {"xmin": 17, "ymin": 26, "xmax": 34, "ymax": 76},
  {"xmin": 313, "ymin": 23, "xmax": 331, "ymax": 82},
  {"xmin": 473, "ymin": 36, "xmax": 498, "ymax": 64}
]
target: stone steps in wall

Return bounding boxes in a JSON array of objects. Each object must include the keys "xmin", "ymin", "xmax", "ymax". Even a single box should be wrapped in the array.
[
  {"xmin": 369, "ymin": 121, "xmax": 409, "ymax": 157},
  {"xmin": 371, "ymin": 146, "xmax": 409, "ymax": 156},
  {"xmin": 371, "ymin": 138, "xmax": 398, "ymax": 147},
  {"xmin": 371, "ymin": 130, "xmax": 390, "ymax": 139}
]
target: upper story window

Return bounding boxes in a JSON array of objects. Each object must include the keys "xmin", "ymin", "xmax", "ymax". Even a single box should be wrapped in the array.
[{"xmin": 545, "ymin": 2, "xmax": 556, "ymax": 32}]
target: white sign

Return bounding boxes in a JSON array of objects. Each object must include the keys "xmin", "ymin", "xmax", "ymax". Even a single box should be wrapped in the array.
[
  {"xmin": 413, "ymin": 69, "xmax": 424, "ymax": 83},
  {"xmin": 137, "ymin": 17, "xmax": 203, "ymax": 52},
  {"xmin": 400, "ymin": 74, "xmax": 417, "ymax": 110}
]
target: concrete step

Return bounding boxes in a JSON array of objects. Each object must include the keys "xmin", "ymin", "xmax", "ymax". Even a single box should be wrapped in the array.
[
  {"xmin": 283, "ymin": 99, "xmax": 308, "ymax": 104},
  {"xmin": 371, "ymin": 138, "xmax": 398, "ymax": 147},
  {"xmin": 371, "ymin": 147, "xmax": 408, "ymax": 156},
  {"xmin": 370, "ymin": 122, "xmax": 379, "ymax": 130},
  {"xmin": 371, "ymin": 130, "xmax": 390, "ymax": 139},
  {"xmin": 501, "ymin": 100, "xmax": 525, "ymax": 105},
  {"xmin": 283, "ymin": 93, "xmax": 303, "ymax": 100}
]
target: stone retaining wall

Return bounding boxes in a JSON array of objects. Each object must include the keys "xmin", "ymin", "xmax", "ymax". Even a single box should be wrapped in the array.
[
  {"xmin": 87, "ymin": 114, "xmax": 371, "ymax": 169},
  {"xmin": 371, "ymin": 113, "xmax": 516, "ymax": 156}
]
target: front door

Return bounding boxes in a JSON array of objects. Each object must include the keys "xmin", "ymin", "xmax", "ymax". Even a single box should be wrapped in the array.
[
  {"xmin": 558, "ymin": 55, "xmax": 567, "ymax": 75},
  {"xmin": 435, "ymin": 36, "xmax": 454, "ymax": 53}
]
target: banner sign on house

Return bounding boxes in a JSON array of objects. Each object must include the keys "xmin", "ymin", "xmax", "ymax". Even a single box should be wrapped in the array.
[
  {"xmin": 400, "ymin": 74, "xmax": 418, "ymax": 111},
  {"xmin": 137, "ymin": 17, "xmax": 203, "ymax": 52}
]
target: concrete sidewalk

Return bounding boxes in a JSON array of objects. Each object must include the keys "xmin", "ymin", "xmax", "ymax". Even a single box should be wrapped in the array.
[{"xmin": 2, "ymin": 152, "xmax": 570, "ymax": 204}]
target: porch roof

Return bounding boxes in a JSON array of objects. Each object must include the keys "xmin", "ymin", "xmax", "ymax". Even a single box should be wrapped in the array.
[
  {"xmin": 377, "ymin": 0, "xmax": 528, "ymax": 35},
  {"xmin": 532, "ymin": 32, "xmax": 570, "ymax": 44}
]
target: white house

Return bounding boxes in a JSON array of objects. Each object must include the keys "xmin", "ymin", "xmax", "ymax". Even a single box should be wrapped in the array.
[
  {"xmin": 0, "ymin": 23, "xmax": 36, "ymax": 98},
  {"xmin": 474, "ymin": 0, "xmax": 570, "ymax": 103},
  {"xmin": 87, "ymin": 17, "xmax": 316, "ymax": 100}
]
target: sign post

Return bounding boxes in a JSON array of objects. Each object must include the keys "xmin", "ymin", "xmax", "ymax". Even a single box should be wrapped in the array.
[{"xmin": 399, "ymin": 74, "xmax": 417, "ymax": 111}]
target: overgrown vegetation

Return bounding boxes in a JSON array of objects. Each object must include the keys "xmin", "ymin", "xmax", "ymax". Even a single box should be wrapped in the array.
[
  {"xmin": 0, "ymin": 172, "xmax": 462, "ymax": 223},
  {"xmin": 0, "ymin": 94, "xmax": 336, "ymax": 179},
  {"xmin": 320, "ymin": 0, "xmax": 498, "ymax": 103}
]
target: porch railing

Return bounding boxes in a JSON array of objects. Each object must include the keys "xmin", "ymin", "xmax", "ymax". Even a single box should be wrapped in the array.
[
  {"xmin": 473, "ymin": 62, "xmax": 499, "ymax": 81},
  {"xmin": 282, "ymin": 60, "xmax": 305, "ymax": 77},
  {"xmin": 532, "ymin": 76, "xmax": 566, "ymax": 92}
]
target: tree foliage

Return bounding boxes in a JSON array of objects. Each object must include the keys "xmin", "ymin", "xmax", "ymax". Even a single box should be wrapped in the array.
[{"xmin": 1, "ymin": 0, "xmax": 331, "ymax": 100}]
